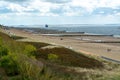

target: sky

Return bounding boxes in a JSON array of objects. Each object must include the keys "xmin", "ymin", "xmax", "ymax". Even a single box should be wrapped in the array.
[{"xmin": 0, "ymin": 0, "xmax": 120, "ymax": 25}]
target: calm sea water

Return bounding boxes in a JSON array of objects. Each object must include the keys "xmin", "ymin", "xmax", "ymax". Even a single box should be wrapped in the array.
[
  {"xmin": 16, "ymin": 24, "xmax": 120, "ymax": 37},
  {"xmin": 44, "ymin": 25, "xmax": 120, "ymax": 36}
]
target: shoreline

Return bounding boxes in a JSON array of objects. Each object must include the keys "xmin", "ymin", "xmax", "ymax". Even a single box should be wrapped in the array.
[
  {"xmin": 41, "ymin": 33, "xmax": 113, "ymax": 37},
  {"xmin": 1, "ymin": 28, "xmax": 120, "ymax": 62},
  {"xmin": 12, "ymin": 27, "xmax": 120, "ymax": 38}
]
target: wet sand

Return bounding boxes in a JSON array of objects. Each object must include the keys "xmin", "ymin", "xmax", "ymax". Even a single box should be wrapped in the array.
[{"xmin": 1, "ymin": 28, "xmax": 120, "ymax": 62}]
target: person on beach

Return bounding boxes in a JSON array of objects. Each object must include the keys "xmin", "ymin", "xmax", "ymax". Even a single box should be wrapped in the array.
[
  {"xmin": 60, "ymin": 38, "xmax": 63, "ymax": 40},
  {"xmin": 107, "ymin": 48, "xmax": 111, "ymax": 52}
]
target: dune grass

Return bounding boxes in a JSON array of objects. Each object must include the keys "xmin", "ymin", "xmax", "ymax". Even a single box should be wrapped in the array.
[
  {"xmin": 10, "ymin": 35, "xmax": 26, "ymax": 40},
  {"xmin": 23, "ymin": 42, "xmax": 50, "ymax": 49},
  {"xmin": 36, "ymin": 47, "xmax": 104, "ymax": 68},
  {"xmin": 0, "ymin": 31, "xmax": 44, "ymax": 79}
]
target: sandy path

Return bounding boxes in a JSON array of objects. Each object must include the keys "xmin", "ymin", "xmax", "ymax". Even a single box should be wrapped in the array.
[{"xmin": 3, "ymin": 28, "xmax": 120, "ymax": 61}]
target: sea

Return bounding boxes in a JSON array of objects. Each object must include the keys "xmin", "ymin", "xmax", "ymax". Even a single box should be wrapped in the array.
[
  {"xmin": 16, "ymin": 24, "xmax": 120, "ymax": 37},
  {"xmin": 42, "ymin": 24, "xmax": 120, "ymax": 37}
]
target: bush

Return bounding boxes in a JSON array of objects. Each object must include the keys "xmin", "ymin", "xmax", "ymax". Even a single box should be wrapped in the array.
[
  {"xmin": 24, "ymin": 45, "xmax": 37, "ymax": 57},
  {"xmin": 0, "ymin": 37, "xmax": 8, "ymax": 58},
  {"xmin": 10, "ymin": 35, "xmax": 25, "ymax": 40},
  {"xmin": 15, "ymin": 54, "xmax": 44, "ymax": 80},
  {"xmin": 0, "ymin": 55, "xmax": 19, "ymax": 76},
  {"xmin": 0, "ymin": 75, "xmax": 2, "ymax": 80},
  {"xmin": 38, "ymin": 48, "xmax": 104, "ymax": 68},
  {"xmin": 48, "ymin": 53, "xmax": 59, "ymax": 62},
  {"xmin": 0, "ymin": 45, "xmax": 8, "ymax": 58},
  {"xmin": 0, "ymin": 37, "xmax": 2, "ymax": 45}
]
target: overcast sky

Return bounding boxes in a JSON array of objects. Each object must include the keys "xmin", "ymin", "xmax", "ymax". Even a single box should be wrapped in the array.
[{"xmin": 0, "ymin": 0, "xmax": 120, "ymax": 25}]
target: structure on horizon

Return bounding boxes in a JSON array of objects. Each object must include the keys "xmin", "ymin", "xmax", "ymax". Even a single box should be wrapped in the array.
[{"xmin": 45, "ymin": 24, "xmax": 48, "ymax": 28}]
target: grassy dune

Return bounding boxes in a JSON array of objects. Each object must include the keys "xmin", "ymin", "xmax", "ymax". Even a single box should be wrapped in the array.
[
  {"xmin": 0, "ymin": 27, "xmax": 120, "ymax": 80},
  {"xmin": 37, "ymin": 47, "xmax": 104, "ymax": 68}
]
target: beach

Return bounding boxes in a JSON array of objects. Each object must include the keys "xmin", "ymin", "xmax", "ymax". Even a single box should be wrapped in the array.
[{"xmin": 2, "ymin": 28, "xmax": 120, "ymax": 62}]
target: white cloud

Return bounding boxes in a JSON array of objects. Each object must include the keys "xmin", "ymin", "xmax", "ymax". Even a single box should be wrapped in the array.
[
  {"xmin": 98, "ymin": 0, "xmax": 120, "ymax": 8},
  {"xmin": 42, "ymin": 0, "xmax": 71, "ymax": 4},
  {"xmin": 70, "ymin": 0, "xmax": 98, "ymax": 13},
  {"xmin": 115, "ymin": 13, "xmax": 120, "ymax": 16},
  {"xmin": 0, "ymin": 14, "xmax": 8, "ymax": 18},
  {"xmin": 69, "ymin": 0, "xmax": 120, "ymax": 15},
  {"xmin": 99, "ymin": 11, "xmax": 105, "ymax": 14},
  {"xmin": 7, "ymin": 3, "xmax": 25, "ymax": 12},
  {"xmin": 0, "ymin": 0, "xmax": 120, "ymax": 25},
  {"xmin": 27, "ymin": 0, "xmax": 63, "ymax": 14},
  {"xmin": 1, "ymin": 0, "xmax": 120, "ymax": 16}
]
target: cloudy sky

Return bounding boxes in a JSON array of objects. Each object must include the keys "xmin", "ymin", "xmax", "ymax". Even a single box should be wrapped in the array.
[{"xmin": 0, "ymin": 0, "xmax": 120, "ymax": 25}]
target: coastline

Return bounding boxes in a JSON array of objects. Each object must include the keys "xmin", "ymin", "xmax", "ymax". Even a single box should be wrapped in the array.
[{"xmin": 1, "ymin": 28, "xmax": 120, "ymax": 63}]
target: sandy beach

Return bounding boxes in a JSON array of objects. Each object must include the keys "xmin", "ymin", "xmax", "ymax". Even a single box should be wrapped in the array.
[{"xmin": 2, "ymin": 28, "xmax": 120, "ymax": 62}]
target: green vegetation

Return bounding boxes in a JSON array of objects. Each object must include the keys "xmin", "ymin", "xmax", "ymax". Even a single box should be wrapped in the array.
[
  {"xmin": 0, "ymin": 26, "xmax": 120, "ymax": 80},
  {"xmin": 0, "ymin": 45, "xmax": 8, "ymax": 58},
  {"xmin": 14, "ymin": 54, "xmax": 43, "ymax": 80},
  {"xmin": 37, "ymin": 47, "xmax": 103, "ymax": 68},
  {"xmin": 0, "ymin": 55, "xmax": 19, "ymax": 76},
  {"xmin": 0, "ymin": 31, "xmax": 43, "ymax": 79},
  {"xmin": 24, "ymin": 42, "xmax": 50, "ymax": 49},
  {"xmin": 10, "ymin": 35, "xmax": 26, "ymax": 40},
  {"xmin": 24, "ymin": 44, "xmax": 37, "ymax": 57},
  {"xmin": 48, "ymin": 53, "xmax": 59, "ymax": 62},
  {"xmin": 0, "ymin": 37, "xmax": 8, "ymax": 57}
]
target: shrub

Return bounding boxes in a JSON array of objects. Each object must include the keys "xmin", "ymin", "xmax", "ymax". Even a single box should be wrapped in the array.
[
  {"xmin": 0, "ymin": 37, "xmax": 8, "ymax": 58},
  {"xmin": 15, "ymin": 54, "xmax": 44, "ymax": 80},
  {"xmin": 0, "ymin": 37, "xmax": 2, "ymax": 45},
  {"xmin": 0, "ymin": 75, "xmax": 2, "ymax": 80},
  {"xmin": 37, "ymin": 48, "xmax": 104, "ymax": 68},
  {"xmin": 48, "ymin": 53, "xmax": 59, "ymax": 62},
  {"xmin": 0, "ymin": 55, "xmax": 19, "ymax": 76},
  {"xmin": 0, "ymin": 45, "xmax": 8, "ymax": 58},
  {"xmin": 10, "ymin": 35, "xmax": 25, "ymax": 40},
  {"xmin": 24, "ymin": 44, "xmax": 37, "ymax": 57}
]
